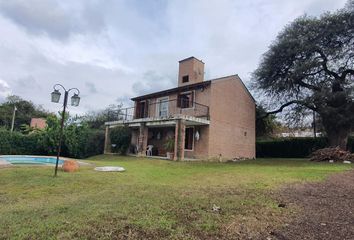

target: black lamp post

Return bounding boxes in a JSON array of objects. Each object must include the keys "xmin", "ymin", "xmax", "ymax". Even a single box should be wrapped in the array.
[{"xmin": 51, "ymin": 84, "xmax": 80, "ymax": 177}]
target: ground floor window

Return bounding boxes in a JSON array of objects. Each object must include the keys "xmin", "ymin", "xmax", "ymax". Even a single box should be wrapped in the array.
[{"xmin": 185, "ymin": 127, "xmax": 194, "ymax": 150}]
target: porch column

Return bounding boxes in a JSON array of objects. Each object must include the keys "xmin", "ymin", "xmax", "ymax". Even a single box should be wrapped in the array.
[
  {"xmin": 104, "ymin": 125, "xmax": 111, "ymax": 154},
  {"xmin": 137, "ymin": 123, "xmax": 148, "ymax": 156},
  {"xmin": 174, "ymin": 119, "xmax": 186, "ymax": 161}
]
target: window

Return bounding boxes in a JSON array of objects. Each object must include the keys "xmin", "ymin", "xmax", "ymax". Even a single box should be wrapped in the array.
[
  {"xmin": 177, "ymin": 91, "xmax": 194, "ymax": 108},
  {"xmin": 182, "ymin": 75, "xmax": 189, "ymax": 83},
  {"xmin": 156, "ymin": 97, "xmax": 169, "ymax": 117},
  {"xmin": 185, "ymin": 128, "xmax": 194, "ymax": 150}
]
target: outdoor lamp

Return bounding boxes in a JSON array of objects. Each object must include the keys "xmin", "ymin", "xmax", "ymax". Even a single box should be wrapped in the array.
[
  {"xmin": 71, "ymin": 93, "xmax": 80, "ymax": 106},
  {"xmin": 51, "ymin": 89, "xmax": 61, "ymax": 103},
  {"xmin": 51, "ymin": 84, "xmax": 81, "ymax": 177}
]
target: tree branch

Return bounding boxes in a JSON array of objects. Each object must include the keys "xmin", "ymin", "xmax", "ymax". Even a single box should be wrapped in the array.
[
  {"xmin": 314, "ymin": 49, "xmax": 340, "ymax": 79},
  {"xmin": 257, "ymin": 100, "xmax": 317, "ymax": 119},
  {"xmin": 340, "ymin": 69, "xmax": 354, "ymax": 80}
]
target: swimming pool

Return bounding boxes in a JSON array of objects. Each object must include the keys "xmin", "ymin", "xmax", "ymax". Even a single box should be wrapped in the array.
[{"xmin": 0, "ymin": 156, "xmax": 64, "ymax": 165}]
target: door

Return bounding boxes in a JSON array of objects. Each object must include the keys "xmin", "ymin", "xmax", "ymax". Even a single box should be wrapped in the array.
[
  {"xmin": 157, "ymin": 97, "xmax": 169, "ymax": 117},
  {"xmin": 136, "ymin": 101, "xmax": 148, "ymax": 118}
]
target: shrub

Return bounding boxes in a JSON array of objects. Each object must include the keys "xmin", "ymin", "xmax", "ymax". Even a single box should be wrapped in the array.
[
  {"xmin": 256, "ymin": 137, "xmax": 354, "ymax": 158},
  {"xmin": 0, "ymin": 130, "xmax": 46, "ymax": 155},
  {"xmin": 256, "ymin": 137, "xmax": 328, "ymax": 158},
  {"xmin": 110, "ymin": 127, "xmax": 131, "ymax": 154},
  {"xmin": 0, "ymin": 128, "xmax": 104, "ymax": 159}
]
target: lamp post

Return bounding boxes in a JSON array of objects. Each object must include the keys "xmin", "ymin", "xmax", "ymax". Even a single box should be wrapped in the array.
[
  {"xmin": 10, "ymin": 105, "xmax": 17, "ymax": 132},
  {"xmin": 51, "ymin": 84, "xmax": 80, "ymax": 177}
]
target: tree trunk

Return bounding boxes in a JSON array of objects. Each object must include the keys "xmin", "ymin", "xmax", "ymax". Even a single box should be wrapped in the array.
[{"xmin": 326, "ymin": 127, "xmax": 350, "ymax": 150}]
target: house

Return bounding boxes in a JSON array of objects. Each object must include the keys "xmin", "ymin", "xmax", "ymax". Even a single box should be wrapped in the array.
[
  {"xmin": 104, "ymin": 57, "xmax": 255, "ymax": 161},
  {"xmin": 30, "ymin": 118, "xmax": 46, "ymax": 129}
]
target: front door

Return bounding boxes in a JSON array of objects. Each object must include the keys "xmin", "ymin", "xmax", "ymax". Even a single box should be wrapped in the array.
[{"xmin": 157, "ymin": 97, "xmax": 169, "ymax": 117}]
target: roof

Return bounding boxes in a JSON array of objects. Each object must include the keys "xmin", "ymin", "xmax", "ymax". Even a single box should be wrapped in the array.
[
  {"xmin": 131, "ymin": 74, "xmax": 255, "ymax": 102},
  {"xmin": 178, "ymin": 56, "xmax": 204, "ymax": 64},
  {"xmin": 131, "ymin": 80, "xmax": 211, "ymax": 101}
]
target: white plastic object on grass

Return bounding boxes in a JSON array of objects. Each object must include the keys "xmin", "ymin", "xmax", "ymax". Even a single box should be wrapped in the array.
[{"xmin": 94, "ymin": 166, "xmax": 125, "ymax": 172}]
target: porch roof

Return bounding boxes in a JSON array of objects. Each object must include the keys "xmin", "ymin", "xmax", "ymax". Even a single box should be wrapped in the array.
[{"xmin": 105, "ymin": 114, "xmax": 210, "ymax": 128}]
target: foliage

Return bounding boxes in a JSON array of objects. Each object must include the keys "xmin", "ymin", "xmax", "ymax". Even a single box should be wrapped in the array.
[
  {"xmin": 0, "ymin": 115, "xmax": 105, "ymax": 158},
  {"xmin": 110, "ymin": 126, "xmax": 131, "ymax": 154},
  {"xmin": 0, "ymin": 129, "xmax": 45, "ymax": 155},
  {"xmin": 163, "ymin": 136, "xmax": 175, "ymax": 152},
  {"xmin": 64, "ymin": 124, "xmax": 105, "ymax": 159},
  {"xmin": 0, "ymin": 95, "xmax": 50, "ymax": 131},
  {"xmin": 256, "ymin": 137, "xmax": 354, "ymax": 158},
  {"xmin": 80, "ymin": 104, "xmax": 123, "ymax": 129},
  {"xmin": 40, "ymin": 115, "xmax": 61, "ymax": 155},
  {"xmin": 256, "ymin": 105, "xmax": 280, "ymax": 138},
  {"xmin": 253, "ymin": 3, "xmax": 354, "ymax": 149}
]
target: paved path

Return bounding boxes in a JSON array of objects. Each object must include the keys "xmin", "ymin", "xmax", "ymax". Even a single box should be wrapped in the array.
[{"xmin": 0, "ymin": 160, "xmax": 12, "ymax": 168}]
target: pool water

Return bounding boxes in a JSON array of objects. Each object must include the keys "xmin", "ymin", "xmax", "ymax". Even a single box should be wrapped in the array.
[{"xmin": 0, "ymin": 156, "xmax": 64, "ymax": 165}]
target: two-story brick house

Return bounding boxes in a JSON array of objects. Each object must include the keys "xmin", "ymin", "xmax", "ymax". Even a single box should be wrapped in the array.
[{"xmin": 104, "ymin": 57, "xmax": 255, "ymax": 161}]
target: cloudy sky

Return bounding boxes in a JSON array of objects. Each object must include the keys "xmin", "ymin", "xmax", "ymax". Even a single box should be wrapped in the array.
[{"xmin": 0, "ymin": 0, "xmax": 347, "ymax": 114}]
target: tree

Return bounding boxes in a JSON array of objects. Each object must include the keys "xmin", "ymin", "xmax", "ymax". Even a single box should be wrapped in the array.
[
  {"xmin": 0, "ymin": 95, "xmax": 50, "ymax": 131},
  {"xmin": 80, "ymin": 104, "xmax": 123, "ymax": 129},
  {"xmin": 253, "ymin": 2, "xmax": 354, "ymax": 149},
  {"xmin": 256, "ymin": 105, "xmax": 280, "ymax": 138}
]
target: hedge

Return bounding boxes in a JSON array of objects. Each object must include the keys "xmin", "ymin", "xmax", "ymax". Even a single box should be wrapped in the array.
[
  {"xmin": 256, "ymin": 137, "xmax": 354, "ymax": 158},
  {"xmin": 0, "ymin": 129, "xmax": 105, "ymax": 159},
  {"xmin": 0, "ymin": 130, "xmax": 46, "ymax": 155}
]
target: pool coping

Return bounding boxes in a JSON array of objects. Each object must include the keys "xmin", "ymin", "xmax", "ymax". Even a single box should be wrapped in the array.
[{"xmin": 0, "ymin": 155, "xmax": 92, "ymax": 167}]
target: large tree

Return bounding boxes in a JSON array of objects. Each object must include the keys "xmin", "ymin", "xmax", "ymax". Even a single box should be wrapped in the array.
[
  {"xmin": 0, "ymin": 95, "xmax": 50, "ymax": 131},
  {"xmin": 253, "ymin": 2, "xmax": 354, "ymax": 149}
]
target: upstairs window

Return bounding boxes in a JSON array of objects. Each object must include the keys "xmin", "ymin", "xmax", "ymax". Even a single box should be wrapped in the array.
[
  {"xmin": 177, "ymin": 91, "xmax": 194, "ymax": 108},
  {"xmin": 182, "ymin": 75, "xmax": 189, "ymax": 83}
]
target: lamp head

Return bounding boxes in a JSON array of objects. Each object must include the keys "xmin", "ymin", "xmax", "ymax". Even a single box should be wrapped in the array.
[
  {"xmin": 71, "ymin": 93, "xmax": 80, "ymax": 107},
  {"xmin": 51, "ymin": 89, "xmax": 61, "ymax": 103}
]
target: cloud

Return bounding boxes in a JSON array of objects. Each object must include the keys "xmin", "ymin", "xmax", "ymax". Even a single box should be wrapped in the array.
[
  {"xmin": 132, "ymin": 70, "xmax": 175, "ymax": 96},
  {"xmin": 0, "ymin": 0, "xmax": 105, "ymax": 40},
  {"xmin": 0, "ymin": 79, "xmax": 11, "ymax": 101},
  {"xmin": 85, "ymin": 81, "xmax": 97, "ymax": 94},
  {"xmin": 0, "ymin": 0, "xmax": 348, "ymax": 114}
]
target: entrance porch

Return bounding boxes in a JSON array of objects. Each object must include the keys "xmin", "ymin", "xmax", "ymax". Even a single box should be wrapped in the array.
[{"xmin": 105, "ymin": 115, "xmax": 209, "ymax": 160}]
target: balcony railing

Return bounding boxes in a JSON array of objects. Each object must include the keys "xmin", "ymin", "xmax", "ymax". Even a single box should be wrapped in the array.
[{"xmin": 109, "ymin": 99, "xmax": 209, "ymax": 121}]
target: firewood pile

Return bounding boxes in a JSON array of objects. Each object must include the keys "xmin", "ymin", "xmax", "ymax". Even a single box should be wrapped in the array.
[{"xmin": 310, "ymin": 147, "xmax": 354, "ymax": 162}]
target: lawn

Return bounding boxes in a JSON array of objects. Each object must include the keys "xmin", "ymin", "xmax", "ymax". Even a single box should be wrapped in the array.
[{"xmin": 0, "ymin": 156, "xmax": 352, "ymax": 239}]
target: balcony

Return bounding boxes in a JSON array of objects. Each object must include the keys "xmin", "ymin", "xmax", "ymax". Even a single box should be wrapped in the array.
[{"xmin": 107, "ymin": 99, "xmax": 210, "ymax": 126}]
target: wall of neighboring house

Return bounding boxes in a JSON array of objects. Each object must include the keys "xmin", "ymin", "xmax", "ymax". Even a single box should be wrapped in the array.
[{"xmin": 208, "ymin": 76, "xmax": 256, "ymax": 160}]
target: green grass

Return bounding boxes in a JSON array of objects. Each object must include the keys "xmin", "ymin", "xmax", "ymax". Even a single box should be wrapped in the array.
[{"xmin": 0, "ymin": 156, "xmax": 351, "ymax": 239}]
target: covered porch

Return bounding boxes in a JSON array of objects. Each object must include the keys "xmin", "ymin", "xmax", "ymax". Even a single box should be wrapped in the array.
[{"xmin": 105, "ymin": 115, "xmax": 210, "ymax": 161}]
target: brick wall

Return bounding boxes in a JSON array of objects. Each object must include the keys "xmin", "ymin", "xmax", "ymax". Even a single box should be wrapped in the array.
[{"xmin": 208, "ymin": 76, "xmax": 256, "ymax": 160}]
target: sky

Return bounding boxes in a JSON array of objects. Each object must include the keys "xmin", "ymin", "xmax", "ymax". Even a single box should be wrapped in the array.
[{"xmin": 0, "ymin": 0, "xmax": 347, "ymax": 114}]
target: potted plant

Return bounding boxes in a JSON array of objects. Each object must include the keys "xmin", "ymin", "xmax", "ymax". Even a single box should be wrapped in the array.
[{"xmin": 164, "ymin": 136, "xmax": 175, "ymax": 160}]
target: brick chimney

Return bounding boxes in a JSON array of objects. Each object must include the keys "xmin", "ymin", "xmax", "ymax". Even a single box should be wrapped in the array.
[{"xmin": 178, "ymin": 57, "xmax": 204, "ymax": 87}]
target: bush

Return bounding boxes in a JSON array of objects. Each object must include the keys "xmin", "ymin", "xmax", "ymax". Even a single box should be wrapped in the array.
[
  {"xmin": 256, "ymin": 137, "xmax": 354, "ymax": 158},
  {"xmin": 0, "ymin": 130, "xmax": 46, "ymax": 155},
  {"xmin": 0, "ymin": 128, "xmax": 105, "ymax": 159},
  {"xmin": 110, "ymin": 127, "xmax": 131, "ymax": 154},
  {"xmin": 256, "ymin": 137, "xmax": 328, "ymax": 158}
]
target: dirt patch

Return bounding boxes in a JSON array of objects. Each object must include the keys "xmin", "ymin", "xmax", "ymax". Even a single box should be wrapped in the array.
[{"xmin": 265, "ymin": 169, "xmax": 354, "ymax": 240}]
